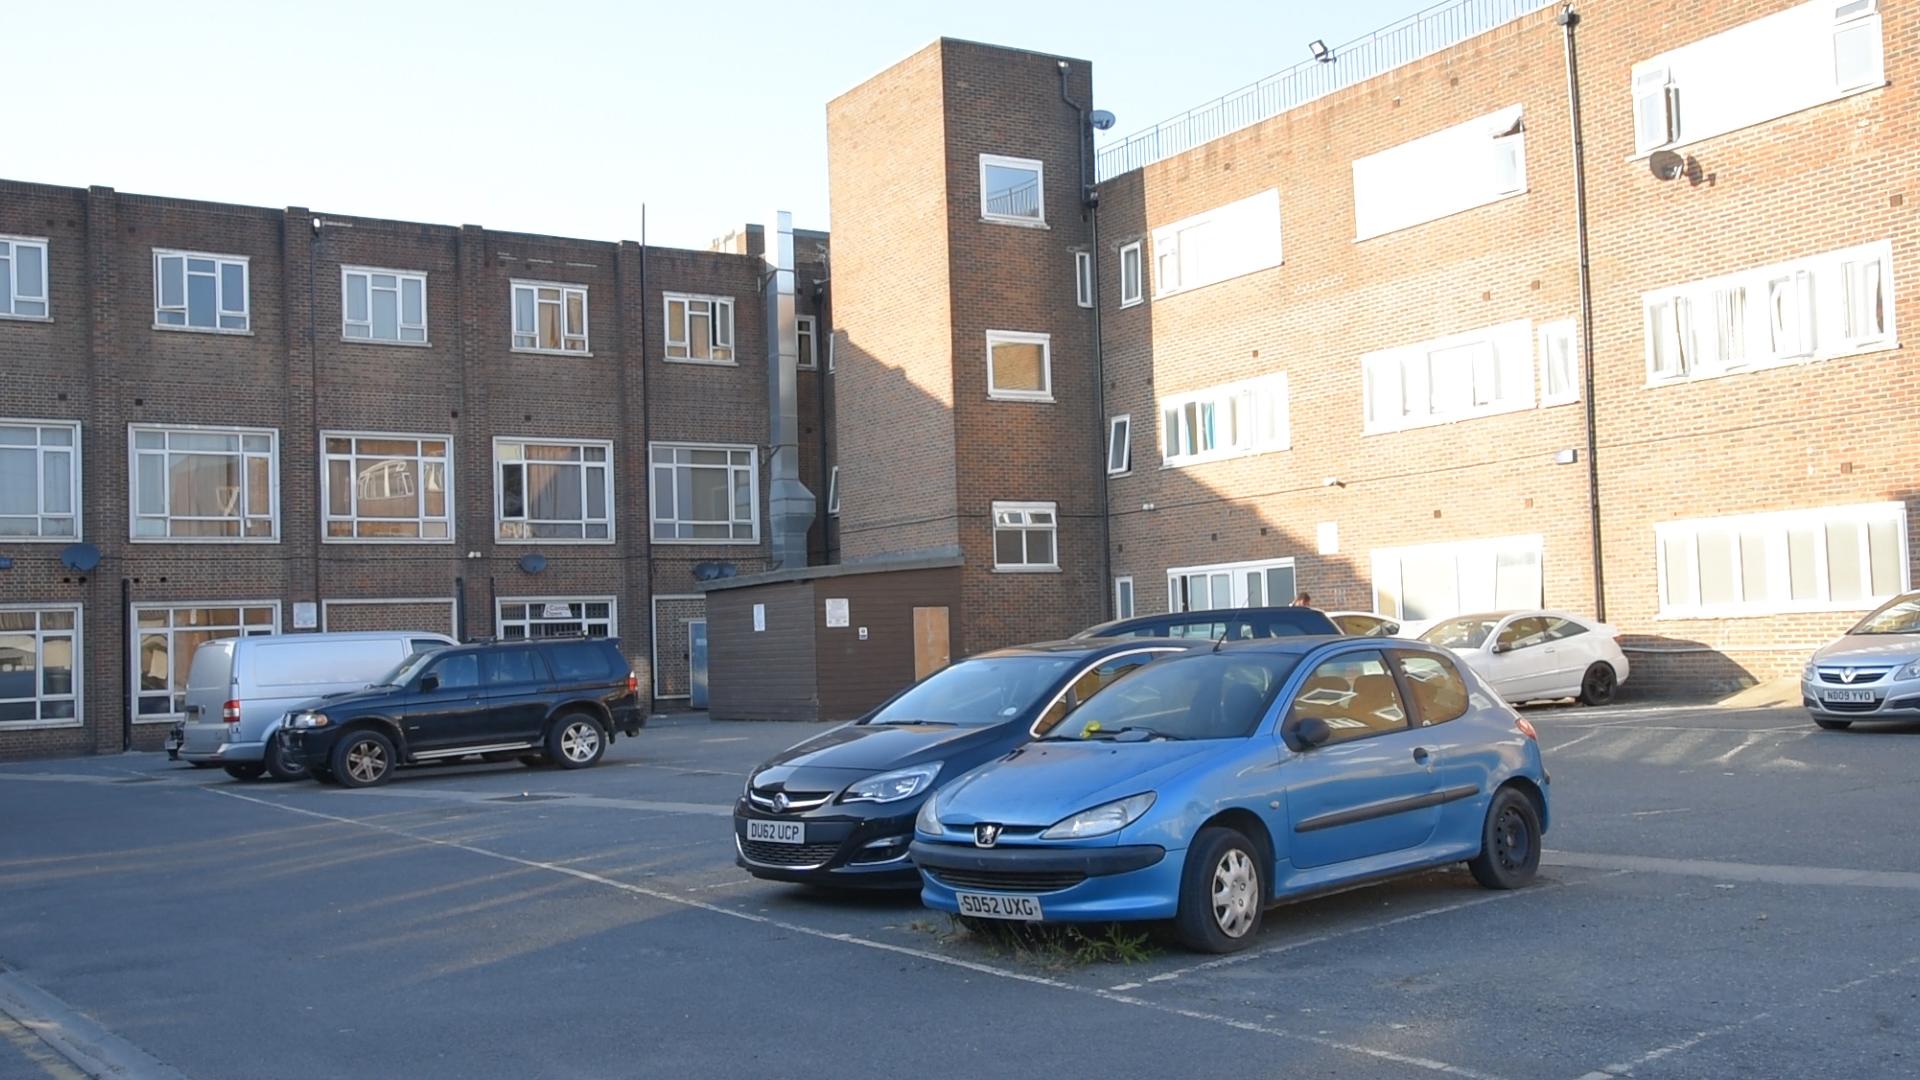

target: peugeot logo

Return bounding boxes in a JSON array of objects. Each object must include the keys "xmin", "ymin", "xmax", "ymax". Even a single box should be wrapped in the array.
[
  {"xmin": 772, "ymin": 791, "xmax": 790, "ymax": 813},
  {"xmin": 1841, "ymin": 668, "xmax": 1858, "ymax": 684},
  {"xmin": 974, "ymin": 823, "xmax": 1002, "ymax": 848}
]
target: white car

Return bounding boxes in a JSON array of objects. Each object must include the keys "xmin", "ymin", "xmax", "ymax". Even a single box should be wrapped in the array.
[
  {"xmin": 1419, "ymin": 610, "xmax": 1629, "ymax": 706},
  {"xmin": 1326, "ymin": 611, "xmax": 1403, "ymax": 637}
]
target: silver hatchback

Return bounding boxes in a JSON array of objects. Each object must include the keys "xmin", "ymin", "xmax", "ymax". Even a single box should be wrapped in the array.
[{"xmin": 1802, "ymin": 592, "xmax": 1920, "ymax": 729}]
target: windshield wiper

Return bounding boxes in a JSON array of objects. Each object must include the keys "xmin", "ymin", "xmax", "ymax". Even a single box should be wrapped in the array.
[
  {"xmin": 1044, "ymin": 726, "xmax": 1182, "ymax": 742},
  {"xmin": 874, "ymin": 719, "xmax": 959, "ymax": 726}
]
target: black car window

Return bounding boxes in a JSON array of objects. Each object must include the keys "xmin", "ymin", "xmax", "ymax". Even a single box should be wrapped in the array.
[
  {"xmin": 1048, "ymin": 652, "xmax": 1301, "ymax": 741},
  {"xmin": 1289, "ymin": 651, "xmax": 1409, "ymax": 745},
  {"xmin": 485, "ymin": 647, "xmax": 547, "ymax": 687},
  {"xmin": 1394, "ymin": 652, "xmax": 1469, "ymax": 727},
  {"xmin": 1031, "ymin": 651, "xmax": 1171, "ymax": 736},
  {"xmin": 423, "ymin": 652, "xmax": 480, "ymax": 691},
  {"xmin": 869, "ymin": 656, "xmax": 1077, "ymax": 726},
  {"xmin": 1496, "ymin": 617, "xmax": 1552, "ymax": 652},
  {"xmin": 547, "ymin": 643, "xmax": 613, "ymax": 681},
  {"xmin": 408, "ymin": 638, "xmax": 447, "ymax": 657},
  {"xmin": 1168, "ymin": 620, "xmax": 1227, "ymax": 641}
]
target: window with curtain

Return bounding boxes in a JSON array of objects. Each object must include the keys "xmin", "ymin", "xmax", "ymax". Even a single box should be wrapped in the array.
[
  {"xmin": 130, "ymin": 426, "xmax": 278, "ymax": 541},
  {"xmin": 495, "ymin": 438, "xmax": 612, "ymax": 541}
]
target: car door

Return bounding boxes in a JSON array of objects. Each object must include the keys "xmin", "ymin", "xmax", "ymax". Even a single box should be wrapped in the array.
[
  {"xmin": 1388, "ymin": 649, "xmax": 1487, "ymax": 833},
  {"xmin": 1538, "ymin": 617, "xmax": 1593, "ymax": 696},
  {"xmin": 1280, "ymin": 649, "xmax": 1441, "ymax": 869},
  {"xmin": 1480, "ymin": 616, "xmax": 1555, "ymax": 701},
  {"xmin": 481, "ymin": 646, "xmax": 555, "ymax": 745},
  {"xmin": 401, "ymin": 651, "xmax": 484, "ymax": 754}
]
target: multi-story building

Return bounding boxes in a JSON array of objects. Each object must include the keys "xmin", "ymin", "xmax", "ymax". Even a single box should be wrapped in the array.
[{"xmin": 0, "ymin": 183, "xmax": 831, "ymax": 757}]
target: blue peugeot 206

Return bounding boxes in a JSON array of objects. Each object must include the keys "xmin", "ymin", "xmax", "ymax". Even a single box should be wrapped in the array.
[{"xmin": 911, "ymin": 637, "xmax": 1550, "ymax": 952}]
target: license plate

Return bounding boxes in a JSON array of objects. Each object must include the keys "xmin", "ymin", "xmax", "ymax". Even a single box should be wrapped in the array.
[
  {"xmin": 1821, "ymin": 688, "xmax": 1875, "ymax": 704},
  {"xmin": 746, "ymin": 819, "xmax": 804, "ymax": 845},
  {"xmin": 955, "ymin": 891, "xmax": 1042, "ymax": 921}
]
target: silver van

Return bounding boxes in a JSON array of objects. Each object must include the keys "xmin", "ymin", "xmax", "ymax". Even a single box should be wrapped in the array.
[{"xmin": 172, "ymin": 632, "xmax": 455, "ymax": 780}]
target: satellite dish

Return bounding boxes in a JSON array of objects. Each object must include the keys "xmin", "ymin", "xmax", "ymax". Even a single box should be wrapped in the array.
[
  {"xmin": 60, "ymin": 543, "xmax": 101, "ymax": 572},
  {"xmin": 717, "ymin": 563, "xmax": 738, "ymax": 578},
  {"xmin": 1648, "ymin": 149, "xmax": 1685, "ymax": 181},
  {"xmin": 693, "ymin": 562, "xmax": 720, "ymax": 581},
  {"xmin": 1089, "ymin": 109, "xmax": 1117, "ymax": 132},
  {"xmin": 517, "ymin": 553, "xmax": 547, "ymax": 574}
]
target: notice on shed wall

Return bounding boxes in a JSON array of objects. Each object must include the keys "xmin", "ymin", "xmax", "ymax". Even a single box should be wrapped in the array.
[
  {"xmin": 753, "ymin": 603, "xmax": 766, "ymax": 632},
  {"xmin": 824, "ymin": 598, "xmax": 850, "ymax": 628}
]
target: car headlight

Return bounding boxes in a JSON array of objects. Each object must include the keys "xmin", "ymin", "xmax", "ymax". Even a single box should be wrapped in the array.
[
  {"xmin": 915, "ymin": 789, "xmax": 942, "ymax": 834},
  {"xmin": 1802, "ymin": 658, "xmax": 1818, "ymax": 681},
  {"xmin": 842, "ymin": 763, "xmax": 941, "ymax": 804},
  {"xmin": 1900, "ymin": 661, "xmax": 1920, "ymax": 680},
  {"xmin": 1040, "ymin": 792, "xmax": 1156, "ymax": 840},
  {"xmin": 287, "ymin": 712, "xmax": 329, "ymax": 729}
]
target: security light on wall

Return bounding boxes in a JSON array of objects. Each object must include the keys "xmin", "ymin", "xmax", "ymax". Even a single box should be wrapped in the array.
[{"xmin": 1308, "ymin": 40, "xmax": 1334, "ymax": 63}]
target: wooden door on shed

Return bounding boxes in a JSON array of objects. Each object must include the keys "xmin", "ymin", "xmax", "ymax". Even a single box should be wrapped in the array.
[{"xmin": 912, "ymin": 607, "xmax": 950, "ymax": 680}]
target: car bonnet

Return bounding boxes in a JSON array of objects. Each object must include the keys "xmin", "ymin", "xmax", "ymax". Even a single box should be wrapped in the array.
[
  {"xmin": 756, "ymin": 720, "xmax": 1011, "ymax": 774},
  {"xmin": 933, "ymin": 739, "xmax": 1225, "ymax": 830}
]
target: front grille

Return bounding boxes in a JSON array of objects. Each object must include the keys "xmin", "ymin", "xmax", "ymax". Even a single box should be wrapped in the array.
[
  {"xmin": 926, "ymin": 867, "xmax": 1087, "ymax": 893},
  {"xmin": 1818, "ymin": 667, "xmax": 1892, "ymax": 684},
  {"xmin": 746, "ymin": 787, "xmax": 834, "ymax": 812},
  {"xmin": 739, "ymin": 839, "xmax": 840, "ymax": 867},
  {"xmin": 1819, "ymin": 698, "xmax": 1882, "ymax": 713}
]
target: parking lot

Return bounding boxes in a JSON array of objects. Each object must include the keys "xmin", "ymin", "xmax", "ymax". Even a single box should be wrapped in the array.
[{"xmin": 2, "ymin": 704, "xmax": 1916, "ymax": 1080}]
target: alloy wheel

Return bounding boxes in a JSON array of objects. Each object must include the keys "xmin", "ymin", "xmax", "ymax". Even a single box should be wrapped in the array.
[
  {"xmin": 345, "ymin": 740, "xmax": 388, "ymax": 785},
  {"xmin": 1210, "ymin": 848, "xmax": 1258, "ymax": 938},
  {"xmin": 560, "ymin": 720, "xmax": 601, "ymax": 763}
]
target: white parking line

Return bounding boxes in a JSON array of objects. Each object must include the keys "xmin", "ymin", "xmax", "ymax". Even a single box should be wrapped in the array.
[
  {"xmin": 1543, "ymin": 851, "xmax": 1920, "ymax": 890},
  {"xmin": 207, "ymin": 787, "xmax": 1509, "ymax": 1079}
]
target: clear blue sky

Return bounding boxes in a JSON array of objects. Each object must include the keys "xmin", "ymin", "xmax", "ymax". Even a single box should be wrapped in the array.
[{"xmin": 14, "ymin": 0, "xmax": 1434, "ymax": 250}]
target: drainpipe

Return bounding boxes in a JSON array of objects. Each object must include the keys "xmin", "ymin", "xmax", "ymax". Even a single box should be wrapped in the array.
[
  {"xmin": 1560, "ymin": 4, "xmax": 1605, "ymax": 621},
  {"xmin": 763, "ymin": 211, "xmax": 814, "ymax": 569},
  {"xmin": 120, "ymin": 576, "xmax": 132, "ymax": 751},
  {"xmin": 811, "ymin": 272, "xmax": 832, "ymax": 563},
  {"xmin": 1060, "ymin": 62, "xmax": 1114, "ymax": 619}
]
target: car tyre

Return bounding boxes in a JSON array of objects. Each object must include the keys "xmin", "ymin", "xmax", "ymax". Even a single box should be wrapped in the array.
[
  {"xmin": 547, "ymin": 714, "xmax": 606, "ymax": 770},
  {"xmin": 262, "ymin": 736, "xmax": 308, "ymax": 782},
  {"xmin": 331, "ymin": 729, "xmax": 397, "ymax": 789},
  {"xmin": 222, "ymin": 762, "xmax": 265, "ymax": 782},
  {"xmin": 1578, "ymin": 663, "xmax": 1617, "ymax": 706},
  {"xmin": 1467, "ymin": 787, "xmax": 1542, "ymax": 890},
  {"xmin": 1173, "ymin": 826, "xmax": 1265, "ymax": 954},
  {"xmin": 1812, "ymin": 716, "xmax": 1853, "ymax": 731}
]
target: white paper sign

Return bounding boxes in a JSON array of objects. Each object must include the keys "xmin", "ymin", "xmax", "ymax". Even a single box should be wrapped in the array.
[
  {"xmin": 1316, "ymin": 521, "xmax": 1340, "ymax": 556},
  {"xmin": 292, "ymin": 602, "xmax": 317, "ymax": 630},
  {"xmin": 858, "ymin": 626, "xmax": 868, "ymax": 640},
  {"xmin": 753, "ymin": 603, "xmax": 766, "ymax": 632},
  {"xmin": 825, "ymin": 598, "xmax": 850, "ymax": 628},
  {"xmin": 541, "ymin": 603, "xmax": 574, "ymax": 619}
]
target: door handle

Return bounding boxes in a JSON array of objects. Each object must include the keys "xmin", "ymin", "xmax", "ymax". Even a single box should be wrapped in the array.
[{"xmin": 1412, "ymin": 746, "xmax": 1431, "ymax": 765}]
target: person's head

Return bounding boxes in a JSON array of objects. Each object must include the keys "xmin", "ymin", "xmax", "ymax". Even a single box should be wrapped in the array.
[{"xmin": 1293, "ymin": 592, "xmax": 1311, "ymax": 606}]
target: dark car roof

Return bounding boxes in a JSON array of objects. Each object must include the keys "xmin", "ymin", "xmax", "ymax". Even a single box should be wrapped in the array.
[
  {"xmin": 1204, "ymin": 634, "xmax": 1450, "ymax": 657},
  {"xmin": 970, "ymin": 638, "xmax": 1200, "ymax": 661},
  {"xmin": 1073, "ymin": 606, "xmax": 1341, "ymax": 639},
  {"xmin": 446, "ymin": 635, "xmax": 623, "ymax": 651}
]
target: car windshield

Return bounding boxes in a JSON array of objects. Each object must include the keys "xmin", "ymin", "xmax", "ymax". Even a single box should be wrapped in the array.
[
  {"xmin": 1849, "ymin": 595, "xmax": 1920, "ymax": 634},
  {"xmin": 1421, "ymin": 616, "xmax": 1505, "ymax": 650},
  {"xmin": 868, "ymin": 656, "xmax": 1079, "ymax": 726},
  {"xmin": 372, "ymin": 650, "xmax": 438, "ymax": 688},
  {"xmin": 1042, "ymin": 651, "xmax": 1301, "ymax": 741}
]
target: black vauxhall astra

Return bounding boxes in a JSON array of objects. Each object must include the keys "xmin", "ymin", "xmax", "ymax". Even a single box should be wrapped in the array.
[{"xmin": 734, "ymin": 638, "xmax": 1194, "ymax": 889}]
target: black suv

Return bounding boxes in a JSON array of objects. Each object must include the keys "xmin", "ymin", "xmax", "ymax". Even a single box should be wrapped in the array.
[{"xmin": 279, "ymin": 637, "xmax": 645, "ymax": 788}]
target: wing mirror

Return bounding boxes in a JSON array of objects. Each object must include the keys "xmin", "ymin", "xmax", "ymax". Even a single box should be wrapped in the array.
[
  {"xmin": 1287, "ymin": 716, "xmax": 1332, "ymax": 751},
  {"xmin": 418, "ymin": 674, "xmax": 440, "ymax": 693},
  {"xmin": 1490, "ymin": 642, "xmax": 1511, "ymax": 654}
]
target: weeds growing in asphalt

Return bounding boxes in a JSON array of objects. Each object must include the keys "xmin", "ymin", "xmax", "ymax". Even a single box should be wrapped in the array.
[{"xmin": 929, "ymin": 915, "xmax": 1158, "ymax": 968}]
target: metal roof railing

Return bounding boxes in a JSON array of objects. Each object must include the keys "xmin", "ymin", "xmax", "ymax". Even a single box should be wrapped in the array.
[{"xmin": 1093, "ymin": 0, "xmax": 1558, "ymax": 181}]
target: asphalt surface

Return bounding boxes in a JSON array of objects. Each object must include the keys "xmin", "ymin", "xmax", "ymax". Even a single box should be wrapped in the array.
[{"xmin": 1, "ymin": 704, "xmax": 1916, "ymax": 1079}]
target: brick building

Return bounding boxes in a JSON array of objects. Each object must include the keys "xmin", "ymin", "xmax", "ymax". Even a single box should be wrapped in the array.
[
  {"xmin": 0, "ymin": 183, "xmax": 831, "ymax": 757},
  {"xmin": 821, "ymin": 0, "xmax": 1913, "ymax": 699}
]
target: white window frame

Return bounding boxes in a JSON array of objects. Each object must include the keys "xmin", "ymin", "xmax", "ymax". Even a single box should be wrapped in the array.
[
  {"xmin": 1074, "ymin": 251, "xmax": 1093, "ymax": 308},
  {"xmin": 978, "ymin": 153, "xmax": 1046, "ymax": 227},
  {"xmin": 649, "ymin": 441, "xmax": 760, "ymax": 545},
  {"xmin": 496, "ymin": 596, "xmax": 618, "ymax": 640},
  {"xmin": 341, "ymin": 266, "xmax": 429, "ymax": 345},
  {"xmin": 1656, "ymin": 502, "xmax": 1908, "ymax": 618},
  {"xmin": 992, "ymin": 501, "xmax": 1059, "ymax": 572},
  {"xmin": 827, "ymin": 331, "xmax": 836, "ymax": 373},
  {"xmin": 1159, "ymin": 372, "xmax": 1290, "ymax": 467},
  {"xmin": 1167, "ymin": 557, "xmax": 1298, "ymax": 612},
  {"xmin": 510, "ymin": 280, "xmax": 590, "ymax": 354},
  {"xmin": 1362, "ymin": 320, "xmax": 1536, "ymax": 435},
  {"xmin": 1632, "ymin": 65, "xmax": 1678, "ymax": 155},
  {"xmin": 153, "ymin": 249, "xmax": 250, "ymax": 334},
  {"xmin": 663, "ymin": 292, "xmax": 735, "ymax": 365},
  {"xmin": 826, "ymin": 465, "xmax": 840, "ymax": 516},
  {"xmin": 1641, "ymin": 240, "xmax": 1896, "ymax": 387},
  {"xmin": 0, "ymin": 235, "xmax": 50, "ymax": 320},
  {"xmin": 1118, "ymin": 241, "xmax": 1144, "ymax": 308},
  {"xmin": 1537, "ymin": 320, "xmax": 1581, "ymax": 407},
  {"xmin": 1113, "ymin": 576, "xmax": 1136, "ymax": 620},
  {"xmin": 1151, "ymin": 189, "xmax": 1284, "ymax": 299},
  {"xmin": 1106, "ymin": 415, "xmax": 1132, "ymax": 476},
  {"xmin": 1352, "ymin": 105, "xmax": 1528, "ymax": 241},
  {"xmin": 0, "ymin": 604, "xmax": 82, "ymax": 731},
  {"xmin": 493, "ymin": 437, "xmax": 614, "ymax": 544},
  {"xmin": 0, "ymin": 419, "xmax": 81, "ymax": 542},
  {"xmin": 796, "ymin": 315, "xmax": 818, "ymax": 370},
  {"xmin": 131, "ymin": 601, "xmax": 280, "ymax": 722},
  {"xmin": 985, "ymin": 330, "xmax": 1053, "ymax": 403},
  {"xmin": 1369, "ymin": 535, "xmax": 1543, "ymax": 623},
  {"xmin": 320, "ymin": 431, "xmax": 454, "ymax": 544},
  {"xmin": 1833, "ymin": 0, "xmax": 1886, "ymax": 91},
  {"xmin": 128, "ymin": 423, "xmax": 280, "ymax": 543}
]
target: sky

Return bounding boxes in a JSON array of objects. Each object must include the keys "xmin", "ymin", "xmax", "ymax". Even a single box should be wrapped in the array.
[{"xmin": 13, "ymin": 0, "xmax": 1435, "ymax": 250}]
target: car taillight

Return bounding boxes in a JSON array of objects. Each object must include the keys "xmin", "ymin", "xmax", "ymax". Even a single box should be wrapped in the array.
[
  {"xmin": 1514, "ymin": 716, "xmax": 1538, "ymax": 741},
  {"xmin": 222, "ymin": 700, "xmax": 242, "ymax": 723},
  {"xmin": 626, "ymin": 671, "xmax": 638, "ymax": 695}
]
